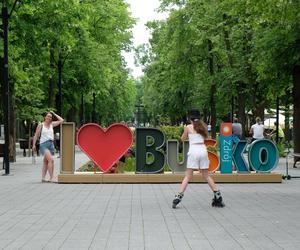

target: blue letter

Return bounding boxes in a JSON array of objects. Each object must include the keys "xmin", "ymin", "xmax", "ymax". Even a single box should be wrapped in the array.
[
  {"xmin": 248, "ymin": 139, "xmax": 279, "ymax": 172},
  {"xmin": 232, "ymin": 140, "xmax": 249, "ymax": 172}
]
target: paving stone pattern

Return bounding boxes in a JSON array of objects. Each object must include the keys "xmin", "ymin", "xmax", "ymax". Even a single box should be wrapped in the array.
[{"xmin": 0, "ymin": 150, "xmax": 300, "ymax": 249}]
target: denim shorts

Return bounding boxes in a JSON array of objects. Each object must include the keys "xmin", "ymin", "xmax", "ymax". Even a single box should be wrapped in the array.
[{"xmin": 39, "ymin": 140, "xmax": 55, "ymax": 156}]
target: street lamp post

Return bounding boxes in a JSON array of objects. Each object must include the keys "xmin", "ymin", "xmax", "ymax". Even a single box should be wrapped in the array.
[
  {"xmin": 1, "ymin": 1, "xmax": 19, "ymax": 175},
  {"xmin": 1, "ymin": 5, "xmax": 9, "ymax": 175}
]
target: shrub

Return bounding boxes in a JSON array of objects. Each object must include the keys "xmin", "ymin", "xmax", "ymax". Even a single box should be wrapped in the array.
[
  {"xmin": 159, "ymin": 125, "xmax": 183, "ymax": 140},
  {"xmin": 277, "ymin": 143, "xmax": 287, "ymax": 157}
]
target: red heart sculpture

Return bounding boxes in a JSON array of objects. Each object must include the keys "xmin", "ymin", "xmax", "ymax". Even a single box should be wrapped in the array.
[{"xmin": 77, "ymin": 123, "xmax": 133, "ymax": 173}]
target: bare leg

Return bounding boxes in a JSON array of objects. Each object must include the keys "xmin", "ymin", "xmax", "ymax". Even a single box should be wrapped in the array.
[
  {"xmin": 179, "ymin": 168, "xmax": 194, "ymax": 193},
  {"xmin": 49, "ymin": 160, "xmax": 54, "ymax": 180},
  {"xmin": 42, "ymin": 157, "xmax": 47, "ymax": 181},
  {"xmin": 200, "ymin": 169, "xmax": 218, "ymax": 192},
  {"xmin": 172, "ymin": 168, "xmax": 194, "ymax": 208},
  {"xmin": 44, "ymin": 151, "xmax": 54, "ymax": 180},
  {"xmin": 201, "ymin": 169, "xmax": 225, "ymax": 207}
]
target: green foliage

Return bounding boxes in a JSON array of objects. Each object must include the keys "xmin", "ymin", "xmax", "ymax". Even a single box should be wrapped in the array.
[
  {"xmin": 3, "ymin": 0, "xmax": 300, "ymax": 155},
  {"xmin": 5, "ymin": 0, "xmax": 136, "ymax": 128},
  {"xmin": 276, "ymin": 143, "xmax": 287, "ymax": 158},
  {"xmin": 159, "ymin": 125, "xmax": 183, "ymax": 141},
  {"xmin": 77, "ymin": 158, "xmax": 136, "ymax": 173},
  {"xmin": 77, "ymin": 161, "xmax": 99, "ymax": 172},
  {"xmin": 135, "ymin": 0, "xmax": 299, "ymax": 128},
  {"xmin": 122, "ymin": 157, "xmax": 136, "ymax": 172}
]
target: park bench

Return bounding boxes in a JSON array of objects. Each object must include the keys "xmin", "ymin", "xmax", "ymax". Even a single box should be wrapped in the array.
[{"xmin": 293, "ymin": 152, "xmax": 300, "ymax": 168}]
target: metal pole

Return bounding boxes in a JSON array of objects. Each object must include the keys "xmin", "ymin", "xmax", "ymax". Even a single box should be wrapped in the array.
[
  {"xmin": 137, "ymin": 106, "xmax": 140, "ymax": 127},
  {"xmin": 2, "ymin": 6, "xmax": 10, "ymax": 174}
]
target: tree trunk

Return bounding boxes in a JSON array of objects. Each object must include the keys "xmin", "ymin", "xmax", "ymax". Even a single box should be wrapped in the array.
[
  {"xmin": 210, "ymin": 83, "xmax": 217, "ymax": 138},
  {"xmin": 252, "ymin": 105, "xmax": 265, "ymax": 123},
  {"xmin": 237, "ymin": 81, "xmax": 246, "ymax": 138},
  {"xmin": 284, "ymin": 88, "xmax": 291, "ymax": 141},
  {"xmin": 57, "ymin": 59, "xmax": 63, "ymax": 116},
  {"xmin": 92, "ymin": 93, "xmax": 96, "ymax": 123},
  {"xmin": 9, "ymin": 81, "xmax": 16, "ymax": 162},
  {"xmin": 223, "ymin": 14, "xmax": 234, "ymax": 67},
  {"xmin": 48, "ymin": 43, "xmax": 55, "ymax": 108},
  {"xmin": 80, "ymin": 93, "xmax": 85, "ymax": 125},
  {"xmin": 208, "ymin": 40, "xmax": 217, "ymax": 139},
  {"xmin": 293, "ymin": 65, "xmax": 300, "ymax": 153},
  {"xmin": 203, "ymin": 106, "xmax": 209, "ymax": 124},
  {"xmin": 66, "ymin": 106, "xmax": 77, "ymax": 125},
  {"xmin": 223, "ymin": 13, "xmax": 235, "ymax": 122}
]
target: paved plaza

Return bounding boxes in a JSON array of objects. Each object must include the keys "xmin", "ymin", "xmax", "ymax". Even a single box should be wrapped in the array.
[{"xmin": 1, "ymin": 149, "xmax": 300, "ymax": 250}]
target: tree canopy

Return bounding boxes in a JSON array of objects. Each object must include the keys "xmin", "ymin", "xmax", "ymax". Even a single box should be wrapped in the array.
[
  {"xmin": 136, "ymin": 0, "xmax": 299, "ymax": 148},
  {"xmin": 1, "ymin": 0, "xmax": 136, "ymax": 127}
]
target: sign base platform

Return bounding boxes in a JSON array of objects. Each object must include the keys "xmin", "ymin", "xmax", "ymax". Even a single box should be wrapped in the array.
[{"xmin": 58, "ymin": 172, "xmax": 282, "ymax": 184}]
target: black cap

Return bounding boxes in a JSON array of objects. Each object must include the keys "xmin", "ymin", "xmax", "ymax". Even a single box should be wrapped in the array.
[{"xmin": 188, "ymin": 108, "xmax": 200, "ymax": 120}]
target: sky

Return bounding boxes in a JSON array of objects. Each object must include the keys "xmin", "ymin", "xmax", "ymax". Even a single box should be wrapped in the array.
[{"xmin": 123, "ymin": 0, "xmax": 168, "ymax": 78}]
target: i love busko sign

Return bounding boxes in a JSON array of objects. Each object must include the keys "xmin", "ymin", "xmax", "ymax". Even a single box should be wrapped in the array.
[{"xmin": 75, "ymin": 123, "xmax": 279, "ymax": 174}]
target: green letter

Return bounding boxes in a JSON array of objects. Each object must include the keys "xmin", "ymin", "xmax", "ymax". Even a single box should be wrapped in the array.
[{"xmin": 135, "ymin": 128, "xmax": 165, "ymax": 173}]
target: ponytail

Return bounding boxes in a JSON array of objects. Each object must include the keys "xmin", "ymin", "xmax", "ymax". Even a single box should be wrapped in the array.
[{"xmin": 192, "ymin": 119, "xmax": 208, "ymax": 138}]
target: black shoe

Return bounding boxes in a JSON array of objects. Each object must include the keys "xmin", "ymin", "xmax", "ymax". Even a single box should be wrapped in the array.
[
  {"xmin": 212, "ymin": 191, "xmax": 225, "ymax": 207},
  {"xmin": 172, "ymin": 193, "xmax": 183, "ymax": 209}
]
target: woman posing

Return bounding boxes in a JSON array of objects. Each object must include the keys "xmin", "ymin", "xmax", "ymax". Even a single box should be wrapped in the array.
[{"xmin": 32, "ymin": 112, "xmax": 64, "ymax": 182}]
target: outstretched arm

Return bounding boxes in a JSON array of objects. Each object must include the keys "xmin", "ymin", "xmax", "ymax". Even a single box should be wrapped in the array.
[{"xmin": 51, "ymin": 111, "xmax": 64, "ymax": 127}]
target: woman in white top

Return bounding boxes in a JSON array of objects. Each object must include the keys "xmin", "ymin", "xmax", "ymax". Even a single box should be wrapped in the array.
[
  {"xmin": 32, "ymin": 112, "xmax": 64, "ymax": 182},
  {"xmin": 172, "ymin": 109, "xmax": 225, "ymax": 208}
]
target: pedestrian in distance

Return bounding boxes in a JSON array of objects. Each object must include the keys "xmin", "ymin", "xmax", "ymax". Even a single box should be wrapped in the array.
[
  {"xmin": 249, "ymin": 116, "xmax": 265, "ymax": 170},
  {"xmin": 172, "ymin": 108, "xmax": 225, "ymax": 208},
  {"xmin": 32, "ymin": 111, "xmax": 64, "ymax": 183},
  {"xmin": 207, "ymin": 123, "xmax": 212, "ymax": 138},
  {"xmin": 232, "ymin": 117, "xmax": 242, "ymax": 144},
  {"xmin": 249, "ymin": 117, "xmax": 264, "ymax": 142},
  {"xmin": 267, "ymin": 121, "xmax": 284, "ymax": 143}
]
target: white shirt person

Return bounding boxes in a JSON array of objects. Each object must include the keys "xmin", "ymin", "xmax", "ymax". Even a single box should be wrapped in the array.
[{"xmin": 250, "ymin": 117, "xmax": 264, "ymax": 142}]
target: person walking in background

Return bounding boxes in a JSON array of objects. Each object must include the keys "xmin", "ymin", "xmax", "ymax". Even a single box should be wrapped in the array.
[
  {"xmin": 207, "ymin": 123, "xmax": 212, "ymax": 138},
  {"xmin": 250, "ymin": 117, "xmax": 264, "ymax": 142},
  {"xmin": 172, "ymin": 108, "xmax": 225, "ymax": 208},
  {"xmin": 268, "ymin": 122, "xmax": 284, "ymax": 143},
  {"xmin": 232, "ymin": 117, "xmax": 243, "ymax": 144},
  {"xmin": 32, "ymin": 111, "xmax": 64, "ymax": 183}
]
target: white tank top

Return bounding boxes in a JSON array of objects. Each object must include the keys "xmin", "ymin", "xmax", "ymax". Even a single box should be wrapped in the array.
[
  {"xmin": 188, "ymin": 133, "xmax": 205, "ymax": 144},
  {"xmin": 40, "ymin": 123, "xmax": 54, "ymax": 144}
]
